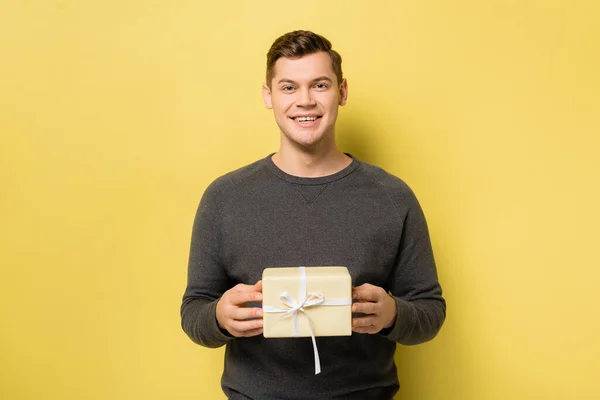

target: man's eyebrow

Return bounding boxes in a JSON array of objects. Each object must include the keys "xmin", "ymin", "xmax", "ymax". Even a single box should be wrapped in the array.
[
  {"xmin": 311, "ymin": 76, "xmax": 333, "ymax": 83},
  {"xmin": 276, "ymin": 76, "xmax": 334, "ymax": 84}
]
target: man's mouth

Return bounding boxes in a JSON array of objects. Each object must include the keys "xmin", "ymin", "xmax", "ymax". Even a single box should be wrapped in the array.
[{"xmin": 290, "ymin": 116, "xmax": 322, "ymax": 122}]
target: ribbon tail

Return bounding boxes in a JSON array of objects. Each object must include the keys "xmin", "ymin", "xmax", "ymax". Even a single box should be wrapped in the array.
[
  {"xmin": 292, "ymin": 312, "xmax": 299, "ymax": 337},
  {"xmin": 306, "ymin": 317, "xmax": 321, "ymax": 375},
  {"xmin": 311, "ymin": 334, "xmax": 321, "ymax": 375}
]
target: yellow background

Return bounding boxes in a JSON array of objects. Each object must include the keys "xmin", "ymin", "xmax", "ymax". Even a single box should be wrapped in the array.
[{"xmin": 1, "ymin": 1, "xmax": 599, "ymax": 399}]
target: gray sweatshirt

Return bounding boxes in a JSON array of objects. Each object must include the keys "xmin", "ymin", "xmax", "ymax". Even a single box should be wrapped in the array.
[{"xmin": 181, "ymin": 155, "xmax": 446, "ymax": 400}]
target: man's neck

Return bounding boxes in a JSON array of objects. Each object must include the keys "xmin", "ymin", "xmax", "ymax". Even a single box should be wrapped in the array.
[{"xmin": 272, "ymin": 144, "xmax": 352, "ymax": 178}]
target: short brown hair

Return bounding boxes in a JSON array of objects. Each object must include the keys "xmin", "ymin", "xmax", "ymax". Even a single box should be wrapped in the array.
[{"xmin": 266, "ymin": 30, "xmax": 343, "ymax": 87}]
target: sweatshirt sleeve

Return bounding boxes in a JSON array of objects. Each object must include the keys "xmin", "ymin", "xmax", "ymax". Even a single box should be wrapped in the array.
[
  {"xmin": 379, "ymin": 186, "xmax": 446, "ymax": 344},
  {"xmin": 180, "ymin": 178, "xmax": 234, "ymax": 348}
]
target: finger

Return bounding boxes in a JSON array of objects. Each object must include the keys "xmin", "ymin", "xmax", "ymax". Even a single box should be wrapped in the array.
[
  {"xmin": 228, "ymin": 318, "xmax": 263, "ymax": 335},
  {"xmin": 230, "ymin": 307, "xmax": 263, "ymax": 321},
  {"xmin": 352, "ymin": 284, "xmax": 382, "ymax": 302},
  {"xmin": 352, "ymin": 315, "xmax": 378, "ymax": 329},
  {"xmin": 352, "ymin": 325, "xmax": 380, "ymax": 334},
  {"xmin": 227, "ymin": 290, "xmax": 263, "ymax": 306},
  {"xmin": 254, "ymin": 280, "xmax": 262, "ymax": 292},
  {"xmin": 232, "ymin": 283, "xmax": 263, "ymax": 293},
  {"xmin": 242, "ymin": 327, "xmax": 264, "ymax": 337},
  {"xmin": 229, "ymin": 327, "xmax": 264, "ymax": 338},
  {"xmin": 352, "ymin": 301, "xmax": 378, "ymax": 315}
]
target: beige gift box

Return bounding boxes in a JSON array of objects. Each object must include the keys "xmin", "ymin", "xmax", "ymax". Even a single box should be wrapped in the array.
[{"xmin": 262, "ymin": 266, "xmax": 352, "ymax": 338}]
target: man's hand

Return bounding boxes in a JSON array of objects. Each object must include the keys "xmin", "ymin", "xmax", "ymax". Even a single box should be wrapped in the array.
[
  {"xmin": 352, "ymin": 283, "xmax": 397, "ymax": 334},
  {"xmin": 216, "ymin": 281, "xmax": 263, "ymax": 337}
]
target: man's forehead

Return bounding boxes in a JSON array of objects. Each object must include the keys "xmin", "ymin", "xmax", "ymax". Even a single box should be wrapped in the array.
[{"xmin": 272, "ymin": 52, "xmax": 336, "ymax": 82}]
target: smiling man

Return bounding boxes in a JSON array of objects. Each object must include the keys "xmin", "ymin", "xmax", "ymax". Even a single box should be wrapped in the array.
[
  {"xmin": 263, "ymin": 50, "xmax": 348, "ymax": 173},
  {"xmin": 181, "ymin": 30, "xmax": 446, "ymax": 400}
]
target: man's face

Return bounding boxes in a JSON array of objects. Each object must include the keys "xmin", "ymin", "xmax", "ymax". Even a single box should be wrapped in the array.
[{"xmin": 262, "ymin": 52, "xmax": 348, "ymax": 150}]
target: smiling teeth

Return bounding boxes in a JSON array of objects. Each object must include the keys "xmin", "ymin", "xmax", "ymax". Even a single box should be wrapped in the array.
[{"xmin": 296, "ymin": 116, "xmax": 317, "ymax": 122}]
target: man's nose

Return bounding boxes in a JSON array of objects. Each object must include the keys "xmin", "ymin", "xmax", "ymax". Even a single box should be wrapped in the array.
[{"xmin": 296, "ymin": 88, "xmax": 316, "ymax": 107}]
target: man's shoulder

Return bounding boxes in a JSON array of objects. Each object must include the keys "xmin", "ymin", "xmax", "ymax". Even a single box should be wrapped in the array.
[
  {"xmin": 203, "ymin": 157, "xmax": 268, "ymax": 197},
  {"xmin": 357, "ymin": 159, "xmax": 411, "ymax": 193},
  {"xmin": 355, "ymin": 159, "xmax": 421, "ymax": 211}
]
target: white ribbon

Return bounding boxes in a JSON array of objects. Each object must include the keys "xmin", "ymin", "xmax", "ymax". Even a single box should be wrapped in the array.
[{"xmin": 263, "ymin": 266, "xmax": 351, "ymax": 375}]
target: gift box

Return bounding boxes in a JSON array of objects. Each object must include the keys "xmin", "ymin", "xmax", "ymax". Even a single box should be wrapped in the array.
[{"xmin": 262, "ymin": 266, "xmax": 352, "ymax": 338}]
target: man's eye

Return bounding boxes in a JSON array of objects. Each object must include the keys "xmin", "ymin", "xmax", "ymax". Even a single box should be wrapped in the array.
[
  {"xmin": 314, "ymin": 83, "xmax": 328, "ymax": 90},
  {"xmin": 282, "ymin": 86, "xmax": 295, "ymax": 91}
]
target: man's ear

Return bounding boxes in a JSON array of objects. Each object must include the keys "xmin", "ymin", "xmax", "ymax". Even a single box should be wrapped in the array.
[
  {"xmin": 262, "ymin": 83, "xmax": 273, "ymax": 109},
  {"xmin": 339, "ymin": 79, "xmax": 348, "ymax": 106}
]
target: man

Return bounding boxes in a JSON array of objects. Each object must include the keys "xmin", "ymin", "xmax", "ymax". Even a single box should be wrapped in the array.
[{"xmin": 181, "ymin": 30, "xmax": 446, "ymax": 399}]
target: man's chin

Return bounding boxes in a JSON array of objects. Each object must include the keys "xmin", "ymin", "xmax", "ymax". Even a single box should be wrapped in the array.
[{"xmin": 287, "ymin": 139, "xmax": 337, "ymax": 155}]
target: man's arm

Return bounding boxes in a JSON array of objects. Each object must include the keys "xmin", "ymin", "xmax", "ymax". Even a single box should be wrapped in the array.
[
  {"xmin": 180, "ymin": 180, "xmax": 234, "ymax": 348},
  {"xmin": 381, "ymin": 188, "xmax": 446, "ymax": 344},
  {"xmin": 352, "ymin": 185, "xmax": 446, "ymax": 344},
  {"xmin": 181, "ymin": 178, "xmax": 264, "ymax": 347}
]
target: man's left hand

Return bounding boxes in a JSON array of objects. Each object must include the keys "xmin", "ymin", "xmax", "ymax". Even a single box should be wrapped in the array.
[{"xmin": 352, "ymin": 283, "xmax": 397, "ymax": 334}]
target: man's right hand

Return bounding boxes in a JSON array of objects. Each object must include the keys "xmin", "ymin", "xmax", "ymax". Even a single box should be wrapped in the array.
[{"xmin": 216, "ymin": 280, "xmax": 263, "ymax": 337}]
